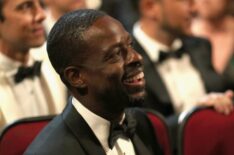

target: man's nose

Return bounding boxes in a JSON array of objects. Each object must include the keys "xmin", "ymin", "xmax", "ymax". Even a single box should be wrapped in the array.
[
  {"xmin": 189, "ymin": 0, "xmax": 198, "ymax": 17},
  {"xmin": 34, "ymin": 2, "xmax": 46, "ymax": 23},
  {"xmin": 125, "ymin": 48, "xmax": 143, "ymax": 66}
]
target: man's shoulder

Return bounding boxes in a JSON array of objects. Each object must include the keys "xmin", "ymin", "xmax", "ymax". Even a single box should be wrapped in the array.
[
  {"xmin": 24, "ymin": 103, "xmax": 87, "ymax": 155},
  {"xmin": 182, "ymin": 35, "xmax": 211, "ymax": 47},
  {"xmin": 24, "ymin": 115, "xmax": 79, "ymax": 155}
]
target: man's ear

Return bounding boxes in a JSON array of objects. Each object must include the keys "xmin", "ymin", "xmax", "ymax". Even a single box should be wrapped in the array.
[{"xmin": 63, "ymin": 66, "xmax": 86, "ymax": 88}]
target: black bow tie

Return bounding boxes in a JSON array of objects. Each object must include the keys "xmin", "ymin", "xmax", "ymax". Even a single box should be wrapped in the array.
[
  {"xmin": 108, "ymin": 116, "xmax": 137, "ymax": 149},
  {"xmin": 158, "ymin": 46, "xmax": 185, "ymax": 64},
  {"xmin": 14, "ymin": 61, "xmax": 42, "ymax": 83}
]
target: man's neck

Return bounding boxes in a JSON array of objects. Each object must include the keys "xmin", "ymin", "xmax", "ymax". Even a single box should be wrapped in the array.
[
  {"xmin": 73, "ymin": 92, "xmax": 125, "ymax": 122},
  {"xmin": 140, "ymin": 19, "xmax": 176, "ymax": 47},
  {"xmin": 0, "ymin": 42, "xmax": 29, "ymax": 64}
]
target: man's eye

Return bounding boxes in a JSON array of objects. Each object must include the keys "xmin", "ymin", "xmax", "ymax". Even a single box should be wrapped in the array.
[
  {"xmin": 128, "ymin": 43, "xmax": 133, "ymax": 48},
  {"xmin": 17, "ymin": 2, "xmax": 34, "ymax": 11},
  {"xmin": 129, "ymin": 40, "xmax": 135, "ymax": 48},
  {"xmin": 115, "ymin": 50, "xmax": 121, "ymax": 56}
]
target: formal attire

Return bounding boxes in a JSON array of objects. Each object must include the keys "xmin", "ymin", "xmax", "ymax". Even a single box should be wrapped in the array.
[
  {"xmin": 0, "ymin": 53, "xmax": 67, "ymax": 128},
  {"xmin": 133, "ymin": 23, "xmax": 226, "ymax": 117},
  {"xmin": 24, "ymin": 97, "xmax": 163, "ymax": 155}
]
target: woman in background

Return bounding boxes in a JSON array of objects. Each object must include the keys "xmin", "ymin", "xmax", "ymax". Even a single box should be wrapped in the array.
[{"xmin": 191, "ymin": 0, "xmax": 234, "ymax": 89}]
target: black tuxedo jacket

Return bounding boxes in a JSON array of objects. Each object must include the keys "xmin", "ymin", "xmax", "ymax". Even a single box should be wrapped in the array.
[
  {"xmin": 133, "ymin": 36, "xmax": 227, "ymax": 117},
  {"xmin": 24, "ymin": 99, "xmax": 163, "ymax": 155}
]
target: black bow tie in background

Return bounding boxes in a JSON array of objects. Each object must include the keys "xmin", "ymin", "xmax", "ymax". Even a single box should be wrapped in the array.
[
  {"xmin": 158, "ymin": 46, "xmax": 186, "ymax": 64},
  {"xmin": 108, "ymin": 116, "xmax": 137, "ymax": 149},
  {"xmin": 14, "ymin": 61, "xmax": 42, "ymax": 83}
]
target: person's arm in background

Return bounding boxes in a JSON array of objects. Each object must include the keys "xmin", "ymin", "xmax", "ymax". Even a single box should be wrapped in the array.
[{"xmin": 198, "ymin": 90, "xmax": 234, "ymax": 115}]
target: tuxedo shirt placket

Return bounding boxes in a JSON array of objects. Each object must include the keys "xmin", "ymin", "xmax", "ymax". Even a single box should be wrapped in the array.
[{"xmin": 72, "ymin": 97, "xmax": 136, "ymax": 155}]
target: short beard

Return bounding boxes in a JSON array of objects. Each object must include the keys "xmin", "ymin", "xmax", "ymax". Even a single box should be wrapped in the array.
[
  {"xmin": 96, "ymin": 86, "xmax": 145, "ymax": 113},
  {"xmin": 128, "ymin": 95, "xmax": 145, "ymax": 108}
]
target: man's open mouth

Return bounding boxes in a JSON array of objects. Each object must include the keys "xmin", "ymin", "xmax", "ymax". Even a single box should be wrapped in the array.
[{"xmin": 123, "ymin": 71, "xmax": 145, "ymax": 86}]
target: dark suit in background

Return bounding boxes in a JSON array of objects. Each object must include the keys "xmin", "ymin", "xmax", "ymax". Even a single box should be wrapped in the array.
[
  {"xmin": 133, "ymin": 36, "xmax": 226, "ymax": 117},
  {"xmin": 133, "ymin": 36, "xmax": 227, "ymax": 154}
]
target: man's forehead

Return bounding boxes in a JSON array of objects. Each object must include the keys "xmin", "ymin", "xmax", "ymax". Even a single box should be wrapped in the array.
[{"xmin": 82, "ymin": 16, "xmax": 130, "ymax": 51}]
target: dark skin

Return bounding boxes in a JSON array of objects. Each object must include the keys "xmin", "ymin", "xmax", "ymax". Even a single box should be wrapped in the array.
[{"xmin": 64, "ymin": 16, "xmax": 146, "ymax": 122}]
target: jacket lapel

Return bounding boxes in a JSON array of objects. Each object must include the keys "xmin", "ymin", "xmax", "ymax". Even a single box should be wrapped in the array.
[
  {"xmin": 183, "ymin": 37, "xmax": 225, "ymax": 92},
  {"xmin": 131, "ymin": 134, "xmax": 153, "ymax": 155},
  {"xmin": 133, "ymin": 39, "xmax": 172, "ymax": 104},
  {"xmin": 62, "ymin": 99, "xmax": 106, "ymax": 155},
  {"xmin": 126, "ymin": 109, "xmax": 163, "ymax": 155}
]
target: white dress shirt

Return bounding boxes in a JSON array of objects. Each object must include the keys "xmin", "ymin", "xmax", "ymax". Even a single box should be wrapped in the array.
[
  {"xmin": 0, "ymin": 54, "xmax": 49, "ymax": 118},
  {"xmin": 72, "ymin": 97, "xmax": 136, "ymax": 155},
  {"xmin": 86, "ymin": 0, "xmax": 102, "ymax": 9},
  {"xmin": 0, "ymin": 51, "xmax": 67, "ymax": 128},
  {"xmin": 133, "ymin": 23, "xmax": 206, "ymax": 113}
]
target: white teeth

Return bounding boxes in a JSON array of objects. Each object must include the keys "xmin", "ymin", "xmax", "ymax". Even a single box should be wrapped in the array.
[{"xmin": 124, "ymin": 72, "xmax": 144, "ymax": 83}]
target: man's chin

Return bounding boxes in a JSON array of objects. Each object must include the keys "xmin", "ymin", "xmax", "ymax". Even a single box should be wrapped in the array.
[
  {"xmin": 127, "ymin": 92, "xmax": 145, "ymax": 108},
  {"xmin": 30, "ymin": 38, "xmax": 45, "ymax": 48}
]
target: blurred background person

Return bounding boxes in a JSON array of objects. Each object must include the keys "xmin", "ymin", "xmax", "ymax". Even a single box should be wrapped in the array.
[
  {"xmin": 228, "ymin": 0, "xmax": 234, "ymax": 16},
  {"xmin": 86, "ymin": 0, "xmax": 140, "ymax": 32},
  {"xmin": 43, "ymin": 0, "xmax": 87, "ymax": 34},
  {"xmin": 0, "ymin": 0, "xmax": 66, "ymax": 129},
  {"xmin": 131, "ymin": 0, "xmax": 233, "ymax": 153},
  {"xmin": 133, "ymin": 0, "xmax": 232, "ymax": 118},
  {"xmin": 30, "ymin": 0, "xmax": 87, "ymax": 63},
  {"xmin": 191, "ymin": 0, "xmax": 234, "ymax": 89}
]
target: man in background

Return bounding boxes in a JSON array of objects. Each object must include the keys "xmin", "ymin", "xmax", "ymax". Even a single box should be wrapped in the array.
[
  {"xmin": 132, "ymin": 0, "xmax": 233, "ymax": 153},
  {"xmin": 0, "ymin": 0, "xmax": 66, "ymax": 128},
  {"xmin": 133, "ymin": 0, "xmax": 233, "ymax": 117},
  {"xmin": 43, "ymin": 0, "xmax": 86, "ymax": 34}
]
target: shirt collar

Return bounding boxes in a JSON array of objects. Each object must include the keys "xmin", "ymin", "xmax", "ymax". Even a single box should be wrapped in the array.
[
  {"xmin": 72, "ymin": 97, "xmax": 125, "ymax": 152},
  {"xmin": 0, "ymin": 53, "xmax": 21, "ymax": 71},
  {"xmin": 133, "ymin": 22, "xmax": 183, "ymax": 62},
  {"xmin": 0, "ymin": 53, "xmax": 35, "ymax": 78}
]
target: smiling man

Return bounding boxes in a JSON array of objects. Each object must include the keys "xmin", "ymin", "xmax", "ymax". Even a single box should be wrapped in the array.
[{"xmin": 24, "ymin": 9, "xmax": 163, "ymax": 155}]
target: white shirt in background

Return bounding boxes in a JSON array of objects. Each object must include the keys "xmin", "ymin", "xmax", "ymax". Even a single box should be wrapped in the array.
[
  {"xmin": 133, "ymin": 23, "xmax": 206, "ymax": 113},
  {"xmin": 72, "ymin": 97, "xmax": 136, "ymax": 155}
]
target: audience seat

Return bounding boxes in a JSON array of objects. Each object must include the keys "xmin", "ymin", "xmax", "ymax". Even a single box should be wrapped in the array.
[
  {"xmin": 178, "ymin": 106, "xmax": 234, "ymax": 155},
  {"xmin": 145, "ymin": 109, "xmax": 172, "ymax": 155},
  {"xmin": 0, "ymin": 115, "xmax": 54, "ymax": 155}
]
